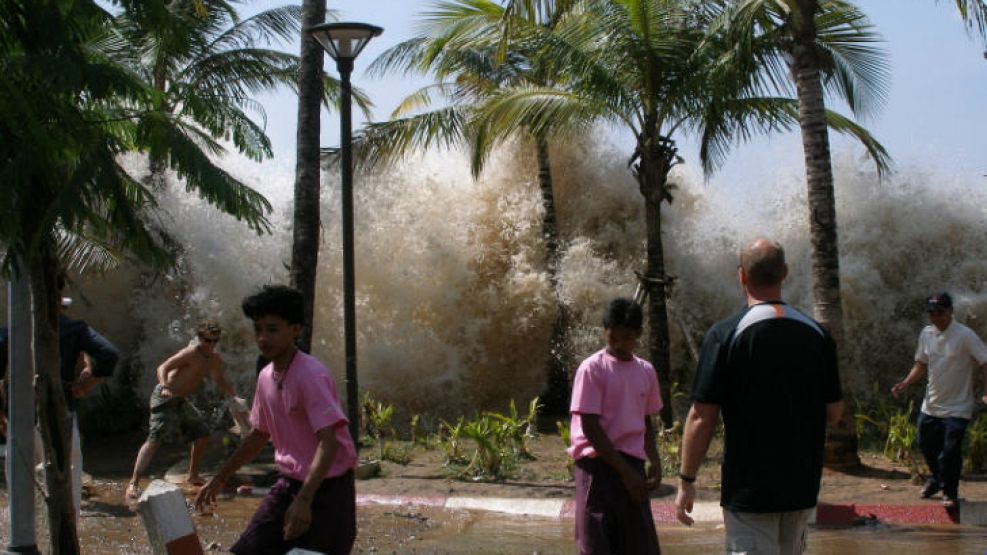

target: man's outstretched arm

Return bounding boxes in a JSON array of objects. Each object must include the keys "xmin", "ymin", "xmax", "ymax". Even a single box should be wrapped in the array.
[
  {"xmin": 194, "ymin": 428, "xmax": 269, "ymax": 510},
  {"xmin": 675, "ymin": 402, "xmax": 720, "ymax": 526}
]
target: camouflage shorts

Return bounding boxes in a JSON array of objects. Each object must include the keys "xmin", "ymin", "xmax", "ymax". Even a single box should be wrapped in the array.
[{"xmin": 147, "ymin": 384, "xmax": 209, "ymax": 444}]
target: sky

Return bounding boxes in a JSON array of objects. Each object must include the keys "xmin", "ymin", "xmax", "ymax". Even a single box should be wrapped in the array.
[{"xmin": 245, "ymin": 0, "xmax": 987, "ymax": 185}]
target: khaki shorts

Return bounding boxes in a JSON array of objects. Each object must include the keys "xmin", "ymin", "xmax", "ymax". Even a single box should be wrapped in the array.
[
  {"xmin": 723, "ymin": 507, "xmax": 813, "ymax": 555},
  {"xmin": 147, "ymin": 384, "xmax": 209, "ymax": 444}
]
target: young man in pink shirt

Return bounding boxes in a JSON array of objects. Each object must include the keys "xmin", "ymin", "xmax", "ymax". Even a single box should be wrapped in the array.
[
  {"xmin": 195, "ymin": 285, "xmax": 358, "ymax": 554},
  {"xmin": 569, "ymin": 298, "xmax": 663, "ymax": 554}
]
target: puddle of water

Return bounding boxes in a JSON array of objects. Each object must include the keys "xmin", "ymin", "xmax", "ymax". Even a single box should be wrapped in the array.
[
  {"xmin": 409, "ymin": 514, "xmax": 987, "ymax": 555},
  {"xmin": 808, "ymin": 525, "xmax": 987, "ymax": 555}
]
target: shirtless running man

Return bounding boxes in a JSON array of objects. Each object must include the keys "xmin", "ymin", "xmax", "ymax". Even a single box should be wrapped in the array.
[{"xmin": 126, "ymin": 321, "xmax": 239, "ymax": 499}]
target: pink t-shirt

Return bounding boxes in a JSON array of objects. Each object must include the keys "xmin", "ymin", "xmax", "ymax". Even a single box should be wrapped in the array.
[
  {"xmin": 568, "ymin": 349, "xmax": 662, "ymax": 461},
  {"xmin": 250, "ymin": 352, "xmax": 357, "ymax": 481}
]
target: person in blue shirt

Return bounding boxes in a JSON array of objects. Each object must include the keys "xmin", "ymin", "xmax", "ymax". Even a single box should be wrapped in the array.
[{"xmin": 0, "ymin": 275, "xmax": 119, "ymax": 516}]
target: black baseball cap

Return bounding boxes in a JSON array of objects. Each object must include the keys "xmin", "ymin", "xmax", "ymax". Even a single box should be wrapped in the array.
[{"xmin": 926, "ymin": 292, "xmax": 953, "ymax": 312}]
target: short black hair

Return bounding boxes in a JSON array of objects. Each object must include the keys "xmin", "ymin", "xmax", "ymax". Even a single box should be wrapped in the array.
[
  {"xmin": 603, "ymin": 298, "xmax": 643, "ymax": 331},
  {"xmin": 241, "ymin": 285, "xmax": 305, "ymax": 325}
]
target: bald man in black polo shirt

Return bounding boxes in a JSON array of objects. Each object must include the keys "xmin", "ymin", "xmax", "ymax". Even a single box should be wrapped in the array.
[{"xmin": 674, "ymin": 237, "xmax": 844, "ymax": 555}]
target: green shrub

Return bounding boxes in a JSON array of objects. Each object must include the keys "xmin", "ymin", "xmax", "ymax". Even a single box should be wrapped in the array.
[
  {"xmin": 382, "ymin": 442, "xmax": 413, "ymax": 465},
  {"xmin": 656, "ymin": 420, "xmax": 682, "ymax": 479},
  {"xmin": 965, "ymin": 413, "xmax": 987, "ymax": 473},
  {"xmin": 364, "ymin": 395, "xmax": 396, "ymax": 462},
  {"xmin": 461, "ymin": 413, "xmax": 512, "ymax": 480},
  {"xmin": 856, "ymin": 398, "xmax": 921, "ymax": 481},
  {"xmin": 854, "ymin": 382, "xmax": 901, "ymax": 451},
  {"xmin": 486, "ymin": 398, "xmax": 539, "ymax": 460},
  {"xmin": 409, "ymin": 413, "xmax": 421, "ymax": 445},
  {"xmin": 440, "ymin": 417, "xmax": 467, "ymax": 464}
]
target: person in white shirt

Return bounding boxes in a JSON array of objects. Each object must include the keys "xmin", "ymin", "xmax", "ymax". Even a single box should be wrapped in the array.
[{"xmin": 892, "ymin": 292, "xmax": 987, "ymax": 509}]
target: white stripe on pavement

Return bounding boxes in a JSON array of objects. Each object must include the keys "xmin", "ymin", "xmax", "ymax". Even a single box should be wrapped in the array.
[{"xmin": 444, "ymin": 497, "xmax": 567, "ymax": 518}]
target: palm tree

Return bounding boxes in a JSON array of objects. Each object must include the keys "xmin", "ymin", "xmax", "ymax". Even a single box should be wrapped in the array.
[
  {"xmin": 359, "ymin": 0, "xmax": 579, "ymax": 414},
  {"xmin": 106, "ymin": 0, "xmax": 370, "ymax": 352},
  {"xmin": 106, "ymin": 1, "xmax": 285, "ymax": 194},
  {"xmin": 483, "ymin": 0, "xmax": 889, "ymax": 426},
  {"xmin": 107, "ymin": 0, "xmax": 319, "ymax": 182},
  {"xmin": 713, "ymin": 0, "xmax": 890, "ymax": 466},
  {"xmin": 292, "ymin": 0, "xmax": 329, "ymax": 354},
  {"xmin": 1, "ymin": 1, "xmax": 273, "ymax": 550}
]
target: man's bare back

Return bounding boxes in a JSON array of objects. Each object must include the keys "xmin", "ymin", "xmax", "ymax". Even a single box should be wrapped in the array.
[{"xmin": 157, "ymin": 344, "xmax": 222, "ymax": 398}]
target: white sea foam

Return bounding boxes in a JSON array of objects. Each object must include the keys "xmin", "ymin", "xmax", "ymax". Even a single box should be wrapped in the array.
[{"xmin": 45, "ymin": 138, "xmax": 987, "ymax": 417}]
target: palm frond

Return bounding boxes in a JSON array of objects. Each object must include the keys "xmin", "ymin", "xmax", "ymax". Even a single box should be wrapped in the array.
[
  {"xmin": 55, "ymin": 227, "xmax": 122, "ymax": 275},
  {"xmin": 694, "ymin": 95, "xmax": 799, "ymax": 174},
  {"xmin": 390, "ymin": 83, "xmax": 463, "ymax": 118},
  {"xmin": 355, "ymin": 106, "xmax": 472, "ymax": 170},
  {"xmin": 815, "ymin": 1, "xmax": 890, "ymax": 119},
  {"xmin": 137, "ymin": 111, "xmax": 273, "ymax": 234},
  {"xmin": 178, "ymin": 94, "xmax": 273, "ymax": 161},
  {"xmin": 820, "ymin": 108, "xmax": 891, "ymax": 177},
  {"xmin": 206, "ymin": 5, "xmax": 302, "ymax": 52},
  {"xmin": 367, "ymin": 37, "xmax": 434, "ymax": 78},
  {"xmin": 939, "ymin": 0, "xmax": 987, "ymax": 45},
  {"xmin": 184, "ymin": 48, "xmax": 301, "ymax": 99},
  {"xmin": 476, "ymin": 85, "xmax": 601, "ymax": 140}
]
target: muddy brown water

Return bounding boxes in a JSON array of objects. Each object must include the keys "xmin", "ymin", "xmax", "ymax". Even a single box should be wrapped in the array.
[{"xmin": 2, "ymin": 477, "xmax": 986, "ymax": 553}]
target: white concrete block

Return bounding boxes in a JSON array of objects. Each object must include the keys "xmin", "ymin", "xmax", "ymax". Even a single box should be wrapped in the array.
[{"xmin": 138, "ymin": 480, "xmax": 203, "ymax": 555}]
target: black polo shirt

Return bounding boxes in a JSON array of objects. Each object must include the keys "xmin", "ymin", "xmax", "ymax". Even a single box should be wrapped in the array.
[{"xmin": 692, "ymin": 301, "xmax": 842, "ymax": 512}]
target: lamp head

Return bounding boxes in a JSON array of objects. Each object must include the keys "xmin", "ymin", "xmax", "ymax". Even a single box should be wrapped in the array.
[{"xmin": 308, "ymin": 22, "xmax": 383, "ymax": 63}]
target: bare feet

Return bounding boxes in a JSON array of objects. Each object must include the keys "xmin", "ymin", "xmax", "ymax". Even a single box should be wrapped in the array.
[
  {"xmin": 186, "ymin": 475, "xmax": 206, "ymax": 487},
  {"xmin": 125, "ymin": 481, "xmax": 141, "ymax": 500}
]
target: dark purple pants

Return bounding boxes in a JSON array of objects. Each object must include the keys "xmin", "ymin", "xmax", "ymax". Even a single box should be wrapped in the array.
[
  {"xmin": 575, "ymin": 454, "xmax": 660, "ymax": 555},
  {"xmin": 231, "ymin": 472, "xmax": 356, "ymax": 555}
]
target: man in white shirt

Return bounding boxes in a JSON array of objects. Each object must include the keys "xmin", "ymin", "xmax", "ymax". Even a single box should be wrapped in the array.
[{"xmin": 892, "ymin": 292, "xmax": 987, "ymax": 509}]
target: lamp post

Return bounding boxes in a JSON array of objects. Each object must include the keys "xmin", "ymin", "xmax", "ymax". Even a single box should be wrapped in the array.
[
  {"xmin": 5, "ymin": 268, "xmax": 39, "ymax": 555},
  {"xmin": 308, "ymin": 23, "xmax": 382, "ymax": 447}
]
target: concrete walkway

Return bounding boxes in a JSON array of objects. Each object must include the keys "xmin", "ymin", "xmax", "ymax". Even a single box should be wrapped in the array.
[{"xmin": 350, "ymin": 493, "xmax": 980, "ymax": 526}]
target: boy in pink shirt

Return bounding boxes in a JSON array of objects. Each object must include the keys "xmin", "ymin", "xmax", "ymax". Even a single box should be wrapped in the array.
[
  {"xmin": 195, "ymin": 285, "xmax": 358, "ymax": 554},
  {"xmin": 569, "ymin": 298, "xmax": 663, "ymax": 554}
]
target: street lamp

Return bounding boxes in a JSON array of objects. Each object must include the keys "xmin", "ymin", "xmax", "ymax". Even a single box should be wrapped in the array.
[
  {"xmin": 5, "ymin": 270, "xmax": 38, "ymax": 555},
  {"xmin": 307, "ymin": 22, "xmax": 382, "ymax": 448}
]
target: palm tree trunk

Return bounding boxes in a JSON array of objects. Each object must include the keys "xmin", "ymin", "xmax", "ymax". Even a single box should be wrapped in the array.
[
  {"xmin": 792, "ymin": 12, "xmax": 860, "ymax": 467},
  {"xmin": 534, "ymin": 135, "xmax": 572, "ymax": 416},
  {"xmin": 637, "ymin": 142, "xmax": 675, "ymax": 428},
  {"xmin": 290, "ymin": 0, "xmax": 327, "ymax": 354},
  {"xmin": 30, "ymin": 250, "xmax": 79, "ymax": 554},
  {"xmin": 145, "ymin": 64, "xmax": 171, "ymax": 192}
]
